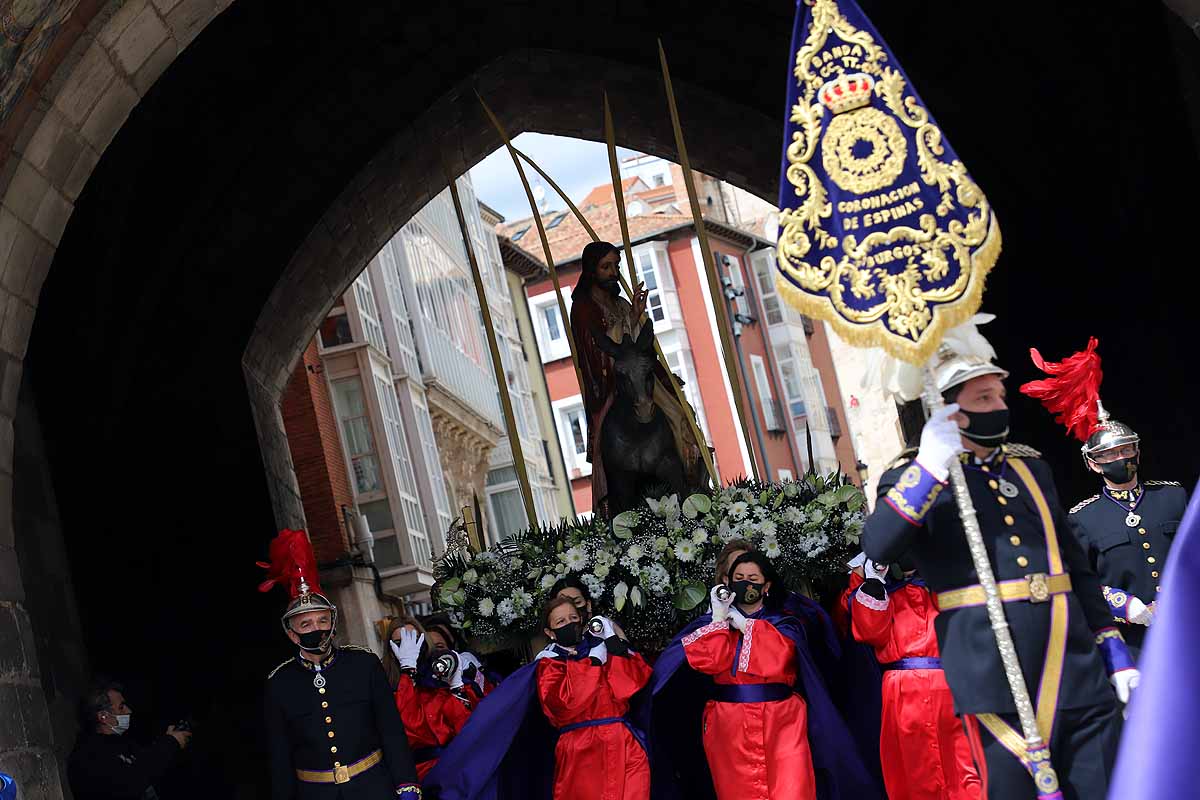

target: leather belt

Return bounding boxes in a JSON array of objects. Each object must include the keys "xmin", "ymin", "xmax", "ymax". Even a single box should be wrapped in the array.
[
  {"xmin": 935, "ymin": 573, "xmax": 1072, "ymax": 611},
  {"xmin": 296, "ymin": 749, "xmax": 382, "ymax": 784}
]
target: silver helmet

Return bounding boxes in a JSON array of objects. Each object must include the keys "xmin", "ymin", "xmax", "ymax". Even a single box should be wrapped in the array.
[
  {"xmin": 280, "ymin": 573, "xmax": 338, "ymax": 638},
  {"xmin": 1081, "ymin": 398, "xmax": 1139, "ymax": 464}
]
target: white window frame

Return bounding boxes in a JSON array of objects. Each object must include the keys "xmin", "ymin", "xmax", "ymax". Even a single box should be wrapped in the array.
[
  {"xmin": 528, "ymin": 288, "xmax": 572, "ymax": 364},
  {"xmin": 750, "ymin": 249, "xmax": 784, "ymax": 326},
  {"xmin": 750, "ymin": 354, "xmax": 782, "ymax": 432},
  {"xmin": 551, "ymin": 394, "xmax": 591, "ymax": 478}
]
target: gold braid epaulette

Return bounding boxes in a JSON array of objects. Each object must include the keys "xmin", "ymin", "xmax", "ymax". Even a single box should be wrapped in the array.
[
  {"xmin": 1069, "ymin": 495, "xmax": 1099, "ymax": 514},
  {"xmin": 1144, "ymin": 480, "xmax": 1183, "ymax": 487},
  {"xmin": 885, "ymin": 447, "xmax": 919, "ymax": 472},
  {"xmin": 1002, "ymin": 443, "xmax": 1042, "ymax": 459},
  {"xmin": 267, "ymin": 658, "xmax": 293, "ymax": 680}
]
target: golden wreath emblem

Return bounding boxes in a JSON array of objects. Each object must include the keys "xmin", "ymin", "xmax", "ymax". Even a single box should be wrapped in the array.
[{"xmin": 818, "ymin": 73, "xmax": 906, "ymax": 194}]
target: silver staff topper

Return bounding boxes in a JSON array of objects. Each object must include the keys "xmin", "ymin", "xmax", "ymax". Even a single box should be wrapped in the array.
[
  {"xmin": 715, "ymin": 586, "xmax": 734, "ymax": 603},
  {"xmin": 587, "ymin": 617, "xmax": 606, "ymax": 637}
]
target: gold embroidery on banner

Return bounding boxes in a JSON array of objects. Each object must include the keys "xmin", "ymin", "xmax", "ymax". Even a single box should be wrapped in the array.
[
  {"xmin": 776, "ymin": 0, "xmax": 1001, "ymax": 365},
  {"xmin": 822, "ymin": 108, "xmax": 907, "ymax": 193}
]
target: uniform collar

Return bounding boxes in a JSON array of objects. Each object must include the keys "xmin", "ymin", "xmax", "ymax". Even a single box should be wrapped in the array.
[
  {"xmin": 296, "ymin": 648, "xmax": 337, "ymax": 671},
  {"xmin": 959, "ymin": 447, "xmax": 1005, "ymax": 468},
  {"xmin": 1104, "ymin": 483, "xmax": 1142, "ymax": 501}
]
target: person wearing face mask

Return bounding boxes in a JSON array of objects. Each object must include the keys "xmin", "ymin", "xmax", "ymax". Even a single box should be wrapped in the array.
[
  {"xmin": 67, "ymin": 678, "xmax": 191, "ymax": 800},
  {"xmin": 258, "ymin": 528, "xmax": 421, "ymax": 799},
  {"xmin": 424, "ymin": 597, "xmax": 651, "ymax": 800},
  {"xmin": 650, "ymin": 552, "xmax": 879, "ymax": 800},
  {"xmin": 387, "ymin": 616, "xmax": 476, "ymax": 780},
  {"xmin": 862, "ymin": 317, "xmax": 1137, "ymax": 800},
  {"xmin": 850, "ymin": 557, "xmax": 981, "ymax": 800},
  {"xmin": 1020, "ymin": 338, "xmax": 1188, "ymax": 661}
]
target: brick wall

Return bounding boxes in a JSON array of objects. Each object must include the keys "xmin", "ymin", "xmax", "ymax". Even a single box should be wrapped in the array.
[{"xmin": 280, "ymin": 339, "xmax": 354, "ymax": 563}]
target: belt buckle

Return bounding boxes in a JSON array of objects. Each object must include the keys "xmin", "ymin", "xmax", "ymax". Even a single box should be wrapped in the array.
[
  {"xmin": 1026, "ymin": 573, "xmax": 1050, "ymax": 603},
  {"xmin": 334, "ymin": 765, "xmax": 351, "ymax": 784}
]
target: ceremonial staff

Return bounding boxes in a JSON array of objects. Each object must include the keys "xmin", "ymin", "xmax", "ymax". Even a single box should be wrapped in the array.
[{"xmin": 768, "ymin": 0, "xmax": 1058, "ymax": 793}]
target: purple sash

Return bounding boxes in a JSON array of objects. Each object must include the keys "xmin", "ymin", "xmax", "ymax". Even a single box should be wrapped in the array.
[
  {"xmin": 711, "ymin": 683, "xmax": 794, "ymax": 703},
  {"xmin": 881, "ymin": 657, "xmax": 942, "ymax": 671}
]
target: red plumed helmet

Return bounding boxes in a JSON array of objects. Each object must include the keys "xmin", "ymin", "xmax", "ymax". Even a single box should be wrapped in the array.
[
  {"xmin": 1019, "ymin": 337, "xmax": 1103, "ymax": 442},
  {"xmin": 257, "ymin": 528, "xmax": 336, "ymax": 633}
]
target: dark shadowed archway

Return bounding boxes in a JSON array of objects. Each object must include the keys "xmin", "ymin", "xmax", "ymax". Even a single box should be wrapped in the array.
[{"xmin": 2, "ymin": 0, "xmax": 1197, "ymax": 796}]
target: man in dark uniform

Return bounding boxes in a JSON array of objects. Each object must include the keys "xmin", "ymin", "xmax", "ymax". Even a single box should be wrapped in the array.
[
  {"xmin": 259, "ymin": 528, "xmax": 421, "ymax": 799},
  {"xmin": 1067, "ymin": 408, "xmax": 1188, "ymax": 659},
  {"xmin": 862, "ymin": 321, "xmax": 1138, "ymax": 800}
]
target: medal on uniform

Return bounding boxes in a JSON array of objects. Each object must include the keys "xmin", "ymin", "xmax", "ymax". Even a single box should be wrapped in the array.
[
  {"xmin": 998, "ymin": 478, "xmax": 1020, "ymax": 498},
  {"xmin": 1125, "ymin": 512, "xmax": 1141, "ymax": 528},
  {"xmin": 313, "ymin": 670, "xmax": 326, "ymax": 689}
]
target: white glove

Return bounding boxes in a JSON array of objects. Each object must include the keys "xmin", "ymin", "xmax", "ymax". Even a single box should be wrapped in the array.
[
  {"xmin": 445, "ymin": 651, "xmax": 466, "ymax": 689},
  {"xmin": 710, "ymin": 585, "xmax": 734, "ymax": 622},
  {"xmin": 589, "ymin": 641, "xmax": 609, "ymax": 666},
  {"xmin": 459, "ymin": 651, "xmax": 487, "ymax": 692},
  {"xmin": 389, "ymin": 629, "xmax": 424, "ymax": 670},
  {"xmin": 865, "ymin": 559, "xmax": 890, "ymax": 582},
  {"xmin": 727, "ymin": 606, "xmax": 749, "ymax": 632},
  {"xmin": 586, "ymin": 615, "xmax": 617, "ymax": 641},
  {"xmin": 1111, "ymin": 668, "xmax": 1140, "ymax": 704},
  {"xmin": 917, "ymin": 403, "xmax": 964, "ymax": 482},
  {"xmin": 534, "ymin": 644, "xmax": 562, "ymax": 661},
  {"xmin": 1127, "ymin": 596, "xmax": 1153, "ymax": 626}
]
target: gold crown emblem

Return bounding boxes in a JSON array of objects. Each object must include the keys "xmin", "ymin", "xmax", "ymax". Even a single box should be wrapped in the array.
[{"xmin": 819, "ymin": 73, "xmax": 875, "ymax": 114}]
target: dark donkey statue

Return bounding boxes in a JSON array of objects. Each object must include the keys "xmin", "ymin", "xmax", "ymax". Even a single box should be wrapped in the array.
[{"xmin": 593, "ymin": 323, "xmax": 707, "ymax": 515}]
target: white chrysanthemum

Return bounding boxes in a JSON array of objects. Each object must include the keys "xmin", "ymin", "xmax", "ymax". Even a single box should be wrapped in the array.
[
  {"xmin": 473, "ymin": 550, "xmax": 497, "ymax": 563},
  {"xmin": 462, "ymin": 568, "xmax": 479, "ymax": 585},
  {"xmin": 645, "ymin": 562, "xmax": 671, "ymax": 595},
  {"xmin": 555, "ymin": 562, "xmax": 568, "ymax": 575},
  {"xmin": 540, "ymin": 573, "xmax": 557, "ymax": 591},
  {"xmin": 692, "ymin": 528, "xmax": 709, "ymax": 544},
  {"xmin": 593, "ymin": 563, "xmax": 611, "ymax": 579},
  {"xmin": 626, "ymin": 543, "xmax": 646, "ymax": 562},
  {"xmin": 759, "ymin": 519, "xmax": 778, "ymax": 538},
  {"xmin": 654, "ymin": 536, "xmax": 670, "ymax": 553},
  {"xmin": 581, "ymin": 573, "xmax": 604, "ymax": 600},
  {"xmin": 718, "ymin": 519, "xmax": 738, "ymax": 543},
  {"xmin": 562, "ymin": 546, "xmax": 590, "ymax": 572},
  {"xmin": 496, "ymin": 598, "xmax": 516, "ymax": 626},
  {"xmin": 477, "ymin": 598, "xmax": 495, "ymax": 617},
  {"xmin": 511, "ymin": 588, "xmax": 533, "ymax": 611},
  {"xmin": 763, "ymin": 539, "xmax": 782, "ymax": 559},
  {"xmin": 784, "ymin": 506, "xmax": 805, "ymax": 524},
  {"xmin": 674, "ymin": 539, "xmax": 698, "ymax": 562},
  {"xmin": 729, "ymin": 501, "xmax": 749, "ymax": 519}
]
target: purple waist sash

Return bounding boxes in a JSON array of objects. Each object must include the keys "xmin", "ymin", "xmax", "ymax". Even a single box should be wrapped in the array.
[
  {"xmin": 882, "ymin": 657, "xmax": 942, "ymax": 671},
  {"xmin": 711, "ymin": 683, "xmax": 794, "ymax": 703},
  {"xmin": 558, "ymin": 716, "xmax": 623, "ymax": 734}
]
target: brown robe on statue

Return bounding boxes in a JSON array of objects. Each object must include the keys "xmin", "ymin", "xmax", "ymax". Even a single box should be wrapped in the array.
[{"xmin": 569, "ymin": 287, "xmax": 707, "ymax": 516}]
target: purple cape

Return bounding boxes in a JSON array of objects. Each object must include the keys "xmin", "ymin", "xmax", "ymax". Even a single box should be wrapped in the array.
[
  {"xmin": 644, "ymin": 607, "xmax": 884, "ymax": 800},
  {"xmin": 1109, "ymin": 481, "xmax": 1199, "ymax": 799}
]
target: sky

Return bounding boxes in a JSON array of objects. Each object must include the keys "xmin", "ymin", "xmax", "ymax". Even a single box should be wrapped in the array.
[{"xmin": 468, "ymin": 132, "xmax": 637, "ymax": 223}]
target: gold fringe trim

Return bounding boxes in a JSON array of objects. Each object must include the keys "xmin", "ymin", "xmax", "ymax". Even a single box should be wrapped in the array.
[{"xmin": 776, "ymin": 211, "xmax": 1002, "ymax": 366}]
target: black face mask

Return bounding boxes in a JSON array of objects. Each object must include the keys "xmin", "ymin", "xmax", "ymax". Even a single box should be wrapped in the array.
[
  {"xmin": 551, "ymin": 622, "xmax": 583, "ymax": 647},
  {"xmin": 1099, "ymin": 455, "xmax": 1139, "ymax": 484},
  {"xmin": 296, "ymin": 628, "xmax": 333, "ymax": 653},
  {"xmin": 729, "ymin": 580, "xmax": 764, "ymax": 606},
  {"xmin": 961, "ymin": 408, "xmax": 1010, "ymax": 445}
]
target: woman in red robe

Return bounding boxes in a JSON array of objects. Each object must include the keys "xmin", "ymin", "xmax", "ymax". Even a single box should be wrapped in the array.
[
  {"xmin": 536, "ymin": 596, "xmax": 651, "ymax": 800},
  {"xmin": 389, "ymin": 618, "xmax": 475, "ymax": 780},
  {"xmin": 850, "ymin": 559, "xmax": 981, "ymax": 800},
  {"xmin": 682, "ymin": 551, "xmax": 818, "ymax": 800}
]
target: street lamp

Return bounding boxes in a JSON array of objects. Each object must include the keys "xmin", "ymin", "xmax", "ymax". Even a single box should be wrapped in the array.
[{"xmin": 855, "ymin": 459, "xmax": 869, "ymax": 485}]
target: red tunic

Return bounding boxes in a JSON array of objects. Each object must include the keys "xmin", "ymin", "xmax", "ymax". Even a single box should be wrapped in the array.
[
  {"xmin": 537, "ymin": 653, "xmax": 652, "ymax": 800},
  {"xmin": 394, "ymin": 675, "xmax": 473, "ymax": 781},
  {"xmin": 850, "ymin": 581, "xmax": 981, "ymax": 800},
  {"xmin": 682, "ymin": 616, "xmax": 817, "ymax": 800},
  {"xmin": 833, "ymin": 572, "xmax": 866, "ymax": 639}
]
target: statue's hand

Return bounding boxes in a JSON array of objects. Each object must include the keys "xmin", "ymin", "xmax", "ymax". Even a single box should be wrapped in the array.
[{"xmin": 631, "ymin": 280, "xmax": 649, "ymax": 321}]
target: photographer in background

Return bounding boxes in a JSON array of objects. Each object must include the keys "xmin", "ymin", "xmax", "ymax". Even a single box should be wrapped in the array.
[{"xmin": 68, "ymin": 677, "xmax": 192, "ymax": 800}]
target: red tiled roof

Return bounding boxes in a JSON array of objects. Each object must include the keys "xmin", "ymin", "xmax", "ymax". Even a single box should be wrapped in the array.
[{"xmin": 580, "ymin": 176, "xmax": 645, "ymax": 208}]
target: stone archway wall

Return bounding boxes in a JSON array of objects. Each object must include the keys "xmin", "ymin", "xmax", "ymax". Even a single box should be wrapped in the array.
[{"xmin": 0, "ymin": 1, "xmax": 235, "ymax": 793}]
